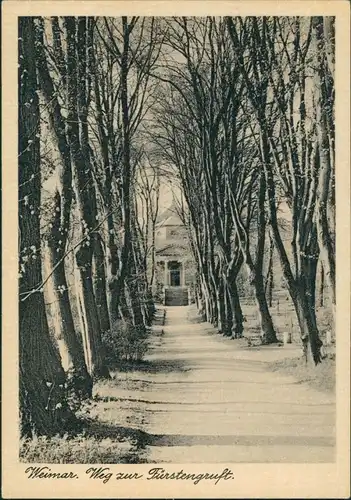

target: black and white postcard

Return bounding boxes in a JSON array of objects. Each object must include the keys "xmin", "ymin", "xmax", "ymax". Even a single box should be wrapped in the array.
[{"xmin": 2, "ymin": 1, "xmax": 350, "ymax": 498}]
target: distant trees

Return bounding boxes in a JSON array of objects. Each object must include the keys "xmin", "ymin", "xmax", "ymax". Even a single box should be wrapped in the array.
[
  {"xmin": 91, "ymin": 17, "xmax": 162, "ymax": 325},
  {"xmin": 150, "ymin": 17, "xmax": 278, "ymax": 342},
  {"xmin": 135, "ymin": 152, "xmax": 161, "ymax": 290},
  {"xmin": 150, "ymin": 16, "xmax": 335, "ymax": 363},
  {"xmin": 225, "ymin": 16, "xmax": 335, "ymax": 363}
]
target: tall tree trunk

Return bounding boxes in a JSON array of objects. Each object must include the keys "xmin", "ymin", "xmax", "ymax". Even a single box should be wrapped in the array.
[
  {"xmin": 114, "ymin": 16, "xmax": 133, "ymax": 313},
  {"xmin": 228, "ymin": 279, "xmax": 244, "ymax": 339},
  {"xmin": 261, "ymin": 129, "xmax": 323, "ymax": 364},
  {"xmin": 149, "ymin": 216, "xmax": 157, "ymax": 288},
  {"xmin": 44, "ymin": 236, "xmax": 92, "ymax": 399},
  {"xmin": 319, "ymin": 261, "xmax": 325, "ymax": 308},
  {"xmin": 34, "ymin": 23, "xmax": 92, "ymax": 398},
  {"xmin": 92, "ymin": 234, "xmax": 111, "ymax": 333},
  {"xmin": 227, "ymin": 171, "xmax": 278, "ymax": 343},
  {"xmin": 223, "ymin": 283, "xmax": 233, "ymax": 335},
  {"xmin": 265, "ymin": 232, "xmax": 274, "ymax": 308},
  {"xmin": 127, "ymin": 249, "xmax": 147, "ymax": 331},
  {"xmin": 217, "ymin": 275, "xmax": 227, "ymax": 334},
  {"xmin": 19, "ymin": 17, "xmax": 76, "ymax": 437},
  {"xmin": 323, "ymin": 17, "xmax": 335, "ymax": 77},
  {"xmin": 313, "ymin": 17, "xmax": 336, "ymax": 314},
  {"xmin": 200, "ymin": 273, "xmax": 212, "ymax": 322},
  {"xmin": 226, "ymin": 254, "xmax": 244, "ymax": 339},
  {"xmin": 254, "ymin": 171, "xmax": 278, "ymax": 343},
  {"xmin": 297, "ymin": 235, "xmax": 321, "ymax": 361},
  {"xmin": 74, "ymin": 246, "xmax": 109, "ymax": 378},
  {"xmin": 92, "ymin": 45, "xmax": 121, "ymax": 327},
  {"xmin": 65, "ymin": 16, "xmax": 109, "ymax": 379}
]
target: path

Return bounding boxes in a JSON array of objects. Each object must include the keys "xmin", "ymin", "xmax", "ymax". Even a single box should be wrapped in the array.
[{"xmin": 100, "ymin": 306, "xmax": 335, "ymax": 463}]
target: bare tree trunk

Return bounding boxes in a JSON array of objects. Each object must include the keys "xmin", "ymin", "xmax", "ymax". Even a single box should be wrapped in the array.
[
  {"xmin": 323, "ymin": 17, "xmax": 335, "ymax": 77},
  {"xmin": 92, "ymin": 234, "xmax": 111, "ymax": 333},
  {"xmin": 44, "ymin": 239, "xmax": 92, "ymax": 399},
  {"xmin": 149, "ymin": 217, "xmax": 157, "ymax": 288},
  {"xmin": 74, "ymin": 246, "xmax": 109, "ymax": 378},
  {"xmin": 19, "ymin": 17, "xmax": 76, "ymax": 437},
  {"xmin": 216, "ymin": 268, "xmax": 226, "ymax": 334},
  {"xmin": 228, "ymin": 279, "xmax": 244, "ymax": 339},
  {"xmin": 265, "ymin": 232, "xmax": 274, "ymax": 308},
  {"xmin": 295, "ymin": 248, "xmax": 322, "ymax": 364},
  {"xmin": 127, "ymin": 246, "xmax": 147, "ymax": 330},
  {"xmin": 91, "ymin": 43, "xmax": 121, "ymax": 327},
  {"xmin": 65, "ymin": 16, "xmax": 109, "ymax": 379},
  {"xmin": 227, "ymin": 171, "xmax": 278, "ymax": 343},
  {"xmin": 222, "ymin": 284, "xmax": 232, "ymax": 335},
  {"xmin": 114, "ymin": 16, "xmax": 133, "ymax": 313},
  {"xmin": 254, "ymin": 171, "xmax": 278, "ymax": 344},
  {"xmin": 312, "ymin": 17, "xmax": 336, "ymax": 313},
  {"xmin": 34, "ymin": 20, "xmax": 92, "ymax": 398},
  {"xmin": 262, "ymin": 131, "xmax": 323, "ymax": 363},
  {"xmin": 200, "ymin": 273, "xmax": 212, "ymax": 322},
  {"xmin": 226, "ymin": 253, "xmax": 244, "ymax": 339},
  {"xmin": 319, "ymin": 261, "xmax": 325, "ymax": 308}
]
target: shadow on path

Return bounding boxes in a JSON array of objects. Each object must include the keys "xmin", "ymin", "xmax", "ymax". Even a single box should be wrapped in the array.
[
  {"xmin": 116, "ymin": 358, "xmax": 191, "ymax": 374},
  {"xmin": 145, "ymin": 433, "xmax": 335, "ymax": 448},
  {"xmin": 84, "ymin": 420, "xmax": 334, "ymax": 450}
]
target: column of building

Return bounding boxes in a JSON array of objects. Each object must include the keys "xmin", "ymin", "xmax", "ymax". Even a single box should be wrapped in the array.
[{"xmin": 163, "ymin": 259, "xmax": 168, "ymax": 287}]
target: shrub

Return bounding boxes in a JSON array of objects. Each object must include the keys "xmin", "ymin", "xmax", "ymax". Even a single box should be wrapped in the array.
[{"xmin": 102, "ymin": 320, "xmax": 148, "ymax": 367}]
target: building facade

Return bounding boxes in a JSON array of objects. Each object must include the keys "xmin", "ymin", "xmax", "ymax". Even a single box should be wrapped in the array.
[{"xmin": 154, "ymin": 203, "xmax": 196, "ymax": 304}]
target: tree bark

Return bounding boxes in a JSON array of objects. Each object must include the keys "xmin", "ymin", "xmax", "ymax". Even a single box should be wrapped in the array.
[
  {"xmin": 19, "ymin": 17, "xmax": 76, "ymax": 437},
  {"xmin": 65, "ymin": 16, "xmax": 110, "ymax": 379},
  {"xmin": 265, "ymin": 232, "xmax": 274, "ymax": 307},
  {"xmin": 228, "ymin": 279, "xmax": 244, "ymax": 339},
  {"xmin": 216, "ymin": 272, "xmax": 227, "ymax": 334},
  {"xmin": 312, "ymin": 17, "xmax": 336, "ymax": 313},
  {"xmin": 319, "ymin": 262, "xmax": 325, "ymax": 308},
  {"xmin": 34, "ymin": 20, "xmax": 92, "ymax": 398},
  {"xmin": 254, "ymin": 171, "xmax": 278, "ymax": 343},
  {"xmin": 113, "ymin": 16, "xmax": 133, "ymax": 313},
  {"xmin": 227, "ymin": 170, "xmax": 278, "ymax": 343},
  {"xmin": 261, "ymin": 129, "xmax": 323, "ymax": 363},
  {"xmin": 92, "ymin": 234, "xmax": 111, "ymax": 333},
  {"xmin": 91, "ymin": 43, "xmax": 121, "ymax": 327},
  {"xmin": 74, "ymin": 246, "xmax": 110, "ymax": 378},
  {"xmin": 44, "ymin": 236, "xmax": 92, "ymax": 399}
]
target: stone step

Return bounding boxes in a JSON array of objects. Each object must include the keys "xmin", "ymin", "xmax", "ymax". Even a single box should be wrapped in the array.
[{"xmin": 165, "ymin": 287, "xmax": 189, "ymax": 306}]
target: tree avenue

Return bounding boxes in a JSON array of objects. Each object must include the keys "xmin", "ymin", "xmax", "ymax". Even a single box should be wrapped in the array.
[{"xmin": 18, "ymin": 16, "xmax": 335, "ymax": 438}]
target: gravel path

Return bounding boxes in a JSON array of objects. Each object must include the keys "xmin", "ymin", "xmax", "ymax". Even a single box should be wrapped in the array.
[{"xmin": 104, "ymin": 306, "xmax": 335, "ymax": 463}]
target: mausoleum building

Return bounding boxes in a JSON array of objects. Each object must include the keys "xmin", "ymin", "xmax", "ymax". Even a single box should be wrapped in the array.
[{"xmin": 154, "ymin": 202, "xmax": 196, "ymax": 305}]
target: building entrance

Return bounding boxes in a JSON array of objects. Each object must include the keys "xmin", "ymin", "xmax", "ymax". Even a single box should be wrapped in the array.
[
  {"xmin": 168, "ymin": 260, "xmax": 182, "ymax": 287},
  {"xmin": 170, "ymin": 269, "xmax": 181, "ymax": 286}
]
